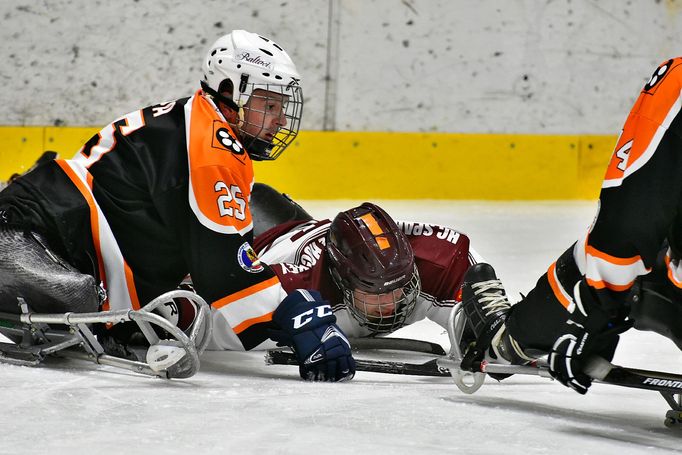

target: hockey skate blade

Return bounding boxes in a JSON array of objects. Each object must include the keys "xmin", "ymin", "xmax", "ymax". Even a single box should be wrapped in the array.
[
  {"xmin": 452, "ymin": 368, "xmax": 485, "ymax": 394},
  {"xmin": 146, "ymin": 342, "xmax": 187, "ymax": 373},
  {"xmin": 438, "ymin": 358, "xmax": 485, "ymax": 394}
]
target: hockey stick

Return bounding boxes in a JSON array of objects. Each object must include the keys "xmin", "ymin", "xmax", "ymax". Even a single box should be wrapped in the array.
[
  {"xmin": 348, "ymin": 337, "xmax": 446, "ymax": 355},
  {"xmin": 458, "ymin": 355, "xmax": 682, "ymax": 427},
  {"xmin": 454, "ymin": 356, "xmax": 682, "ymax": 395},
  {"xmin": 267, "ymin": 347, "xmax": 682, "ymax": 394},
  {"xmin": 585, "ymin": 356, "xmax": 682, "ymax": 395},
  {"xmin": 265, "ymin": 349, "xmax": 451, "ymax": 377}
]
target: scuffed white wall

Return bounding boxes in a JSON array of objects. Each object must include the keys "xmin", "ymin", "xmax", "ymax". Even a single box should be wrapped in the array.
[
  {"xmin": 0, "ymin": 0, "xmax": 329, "ymax": 129},
  {"xmin": 336, "ymin": 1, "xmax": 682, "ymax": 133},
  {"xmin": 2, "ymin": 0, "xmax": 682, "ymax": 134}
]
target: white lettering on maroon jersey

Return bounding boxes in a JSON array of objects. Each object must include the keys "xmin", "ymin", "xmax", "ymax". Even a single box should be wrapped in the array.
[
  {"xmin": 436, "ymin": 227, "xmax": 461, "ymax": 244},
  {"xmin": 397, "ymin": 221, "xmax": 434, "ymax": 237}
]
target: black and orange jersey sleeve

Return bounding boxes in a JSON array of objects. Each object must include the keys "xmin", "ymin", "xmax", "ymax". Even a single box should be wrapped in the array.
[
  {"xmin": 185, "ymin": 92, "xmax": 254, "ymax": 235},
  {"xmin": 181, "ymin": 92, "xmax": 287, "ymax": 350},
  {"xmin": 579, "ymin": 58, "xmax": 682, "ymax": 306},
  {"xmin": 182, "ymin": 212, "xmax": 287, "ymax": 350}
]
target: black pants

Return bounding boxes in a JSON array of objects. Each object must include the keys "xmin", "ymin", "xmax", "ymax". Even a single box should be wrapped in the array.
[{"xmin": 249, "ymin": 183, "xmax": 313, "ymax": 238}]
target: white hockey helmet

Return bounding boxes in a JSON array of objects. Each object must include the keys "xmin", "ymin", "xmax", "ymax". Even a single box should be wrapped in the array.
[{"xmin": 202, "ymin": 30, "xmax": 303, "ymax": 160}]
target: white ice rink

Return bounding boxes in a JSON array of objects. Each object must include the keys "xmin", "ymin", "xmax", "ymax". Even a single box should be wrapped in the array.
[{"xmin": 2, "ymin": 200, "xmax": 682, "ymax": 454}]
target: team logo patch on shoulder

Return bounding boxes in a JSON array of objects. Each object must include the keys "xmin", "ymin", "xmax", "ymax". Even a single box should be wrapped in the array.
[
  {"xmin": 212, "ymin": 122, "xmax": 244, "ymax": 155},
  {"xmin": 237, "ymin": 242, "xmax": 264, "ymax": 273}
]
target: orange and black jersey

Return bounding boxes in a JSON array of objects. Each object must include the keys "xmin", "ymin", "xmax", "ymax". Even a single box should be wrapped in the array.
[
  {"xmin": 507, "ymin": 58, "xmax": 682, "ymax": 349},
  {"xmin": 0, "ymin": 90, "xmax": 286, "ymax": 350}
]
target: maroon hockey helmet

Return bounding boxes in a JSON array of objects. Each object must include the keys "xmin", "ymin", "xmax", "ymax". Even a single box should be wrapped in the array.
[{"xmin": 326, "ymin": 203, "xmax": 420, "ymax": 333}]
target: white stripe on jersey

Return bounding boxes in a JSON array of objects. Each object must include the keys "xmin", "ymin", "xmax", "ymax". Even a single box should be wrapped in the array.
[
  {"xmin": 61, "ymin": 160, "xmax": 136, "ymax": 311},
  {"xmin": 550, "ymin": 261, "xmax": 576, "ymax": 313},
  {"xmin": 574, "ymin": 235, "xmax": 650, "ymax": 289},
  {"xmin": 211, "ymin": 281, "xmax": 287, "ymax": 348},
  {"xmin": 299, "ymin": 289, "xmax": 315, "ymax": 302},
  {"xmin": 666, "ymin": 248, "xmax": 682, "ymax": 287},
  {"xmin": 217, "ymin": 281, "xmax": 286, "ymax": 328}
]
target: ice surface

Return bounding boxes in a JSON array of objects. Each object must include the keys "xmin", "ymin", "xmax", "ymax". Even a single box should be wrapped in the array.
[{"xmin": 2, "ymin": 201, "xmax": 681, "ymax": 454}]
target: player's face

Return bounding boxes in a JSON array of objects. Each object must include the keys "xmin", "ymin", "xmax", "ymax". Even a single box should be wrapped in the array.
[
  {"xmin": 241, "ymin": 89, "xmax": 289, "ymax": 142},
  {"xmin": 351, "ymin": 288, "xmax": 404, "ymax": 318}
]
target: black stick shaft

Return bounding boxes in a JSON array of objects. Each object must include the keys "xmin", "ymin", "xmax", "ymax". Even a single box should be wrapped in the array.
[{"xmin": 265, "ymin": 350, "xmax": 451, "ymax": 377}]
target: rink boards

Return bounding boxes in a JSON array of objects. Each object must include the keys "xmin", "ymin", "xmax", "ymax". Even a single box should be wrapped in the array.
[{"xmin": 0, "ymin": 127, "xmax": 616, "ymax": 200}]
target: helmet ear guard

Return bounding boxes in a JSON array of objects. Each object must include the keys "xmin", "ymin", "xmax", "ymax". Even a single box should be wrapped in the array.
[
  {"xmin": 326, "ymin": 203, "xmax": 421, "ymax": 333},
  {"xmin": 201, "ymin": 30, "xmax": 303, "ymax": 160},
  {"xmin": 199, "ymin": 80, "xmax": 240, "ymax": 113}
]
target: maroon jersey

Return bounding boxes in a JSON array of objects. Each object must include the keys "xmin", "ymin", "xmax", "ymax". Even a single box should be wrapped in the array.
[{"xmin": 254, "ymin": 218, "xmax": 483, "ymax": 337}]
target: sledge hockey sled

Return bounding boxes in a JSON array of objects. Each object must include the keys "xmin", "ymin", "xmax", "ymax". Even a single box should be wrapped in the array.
[{"xmin": 0, "ymin": 289, "xmax": 212, "ymax": 379}]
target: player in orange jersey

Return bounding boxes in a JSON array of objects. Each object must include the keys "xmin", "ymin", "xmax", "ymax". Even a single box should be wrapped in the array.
[
  {"xmin": 460, "ymin": 58, "xmax": 682, "ymax": 393},
  {"xmin": 0, "ymin": 30, "xmax": 355, "ymax": 381}
]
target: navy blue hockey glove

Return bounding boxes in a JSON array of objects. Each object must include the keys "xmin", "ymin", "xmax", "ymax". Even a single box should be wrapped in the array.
[
  {"xmin": 548, "ymin": 281, "xmax": 615, "ymax": 394},
  {"xmin": 270, "ymin": 290, "xmax": 355, "ymax": 382}
]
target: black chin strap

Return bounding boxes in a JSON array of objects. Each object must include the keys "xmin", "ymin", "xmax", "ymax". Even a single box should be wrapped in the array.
[{"xmin": 200, "ymin": 80, "xmax": 241, "ymax": 113}]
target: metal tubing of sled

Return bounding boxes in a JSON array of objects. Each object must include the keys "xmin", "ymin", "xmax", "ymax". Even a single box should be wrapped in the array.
[
  {"xmin": 13, "ymin": 309, "xmax": 193, "ymax": 350},
  {"xmin": 1, "ymin": 289, "xmax": 211, "ymax": 352},
  {"xmin": 10, "ymin": 309, "xmax": 134, "ymax": 326},
  {"xmin": 38, "ymin": 336, "xmax": 83, "ymax": 356},
  {"xmin": 60, "ymin": 349, "xmax": 169, "ymax": 378},
  {"xmin": 0, "ymin": 289, "xmax": 212, "ymax": 379},
  {"xmin": 480, "ymin": 361, "xmax": 553, "ymax": 379},
  {"xmin": 142, "ymin": 290, "xmax": 213, "ymax": 355},
  {"xmin": 3, "ymin": 290, "xmax": 211, "ymax": 354}
]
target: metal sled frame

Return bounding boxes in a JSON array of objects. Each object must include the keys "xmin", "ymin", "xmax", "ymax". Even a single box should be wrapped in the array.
[
  {"xmin": 441, "ymin": 303, "xmax": 682, "ymax": 429},
  {"xmin": 0, "ymin": 290, "xmax": 212, "ymax": 379}
]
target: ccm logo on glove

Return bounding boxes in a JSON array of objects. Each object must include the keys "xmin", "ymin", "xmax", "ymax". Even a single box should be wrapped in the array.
[
  {"xmin": 292, "ymin": 304, "xmax": 333, "ymax": 329},
  {"xmin": 270, "ymin": 289, "xmax": 356, "ymax": 382}
]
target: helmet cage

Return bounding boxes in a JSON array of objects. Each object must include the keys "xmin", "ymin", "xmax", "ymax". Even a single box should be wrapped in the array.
[
  {"xmin": 335, "ymin": 264, "xmax": 421, "ymax": 334},
  {"xmin": 326, "ymin": 202, "xmax": 421, "ymax": 334},
  {"xmin": 238, "ymin": 82, "xmax": 303, "ymax": 160}
]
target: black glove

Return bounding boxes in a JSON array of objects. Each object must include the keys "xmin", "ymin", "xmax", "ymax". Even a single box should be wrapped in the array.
[
  {"xmin": 548, "ymin": 281, "xmax": 613, "ymax": 394},
  {"xmin": 270, "ymin": 290, "xmax": 355, "ymax": 382}
]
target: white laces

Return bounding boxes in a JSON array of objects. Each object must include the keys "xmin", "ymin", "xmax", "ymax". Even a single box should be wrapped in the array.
[{"xmin": 472, "ymin": 280, "xmax": 510, "ymax": 315}]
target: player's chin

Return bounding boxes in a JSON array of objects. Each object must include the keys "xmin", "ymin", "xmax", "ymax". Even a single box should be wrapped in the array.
[{"xmin": 364, "ymin": 313, "xmax": 396, "ymax": 322}]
